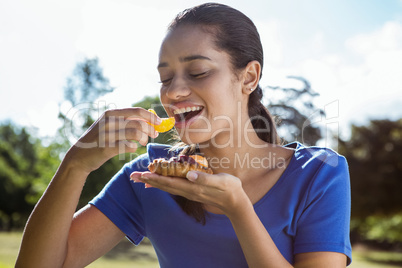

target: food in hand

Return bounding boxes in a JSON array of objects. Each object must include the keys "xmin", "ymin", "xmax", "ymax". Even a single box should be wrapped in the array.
[
  {"xmin": 148, "ymin": 155, "xmax": 213, "ymax": 177},
  {"xmin": 148, "ymin": 109, "xmax": 175, "ymax": 133}
]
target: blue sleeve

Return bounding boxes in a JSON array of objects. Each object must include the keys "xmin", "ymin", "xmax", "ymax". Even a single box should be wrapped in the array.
[
  {"xmin": 89, "ymin": 153, "xmax": 149, "ymax": 245},
  {"xmin": 294, "ymin": 153, "xmax": 352, "ymax": 265}
]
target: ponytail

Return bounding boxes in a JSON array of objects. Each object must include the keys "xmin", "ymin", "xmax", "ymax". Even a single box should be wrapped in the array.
[{"xmin": 248, "ymin": 85, "xmax": 280, "ymax": 145}]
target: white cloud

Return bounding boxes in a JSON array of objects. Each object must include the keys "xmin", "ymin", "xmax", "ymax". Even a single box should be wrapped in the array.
[
  {"xmin": 75, "ymin": 0, "xmax": 179, "ymax": 108},
  {"xmin": 270, "ymin": 20, "xmax": 402, "ymax": 139},
  {"xmin": 256, "ymin": 19, "xmax": 284, "ymax": 66},
  {"xmin": 2, "ymin": 0, "xmax": 402, "ymax": 139},
  {"xmin": 27, "ymin": 101, "xmax": 62, "ymax": 137},
  {"xmin": 345, "ymin": 21, "xmax": 402, "ymax": 54},
  {"xmin": 341, "ymin": 20, "xmax": 402, "ymax": 101}
]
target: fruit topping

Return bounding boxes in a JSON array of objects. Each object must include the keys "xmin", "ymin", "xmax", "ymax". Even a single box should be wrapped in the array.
[{"xmin": 148, "ymin": 109, "xmax": 175, "ymax": 133}]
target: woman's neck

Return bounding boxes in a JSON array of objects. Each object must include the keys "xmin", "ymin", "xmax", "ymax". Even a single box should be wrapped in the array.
[{"xmin": 198, "ymin": 124, "xmax": 281, "ymax": 178}]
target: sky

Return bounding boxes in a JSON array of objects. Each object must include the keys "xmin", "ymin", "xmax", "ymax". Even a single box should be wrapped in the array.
[{"xmin": 1, "ymin": 0, "xmax": 402, "ymax": 142}]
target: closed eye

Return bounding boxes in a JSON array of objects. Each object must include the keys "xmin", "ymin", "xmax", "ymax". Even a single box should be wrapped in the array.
[
  {"xmin": 159, "ymin": 78, "xmax": 172, "ymax": 86},
  {"xmin": 190, "ymin": 71, "xmax": 208, "ymax": 78}
]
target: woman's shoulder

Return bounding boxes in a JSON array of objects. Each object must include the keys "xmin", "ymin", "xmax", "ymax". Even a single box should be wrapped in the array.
[
  {"xmin": 277, "ymin": 142, "xmax": 350, "ymax": 204},
  {"xmin": 285, "ymin": 141, "xmax": 347, "ymax": 169}
]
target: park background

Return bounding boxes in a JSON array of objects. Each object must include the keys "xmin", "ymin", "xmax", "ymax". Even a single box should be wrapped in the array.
[{"xmin": 1, "ymin": 0, "xmax": 402, "ymax": 267}]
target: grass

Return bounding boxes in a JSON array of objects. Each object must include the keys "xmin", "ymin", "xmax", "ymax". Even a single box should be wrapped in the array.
[
  {"xmin": 349, "ymin": 244, "xmax": 402, "ymax": 268},
  {"xmin": 87, "ymin": 239, "xmax": 159, "ymax": 268},
  {"xmin": 1, "ymin": 232, "xmax": 402, "ymax": 267},
  {"xmin": 0, "ymin": 232, "xmax": 158, "ymax": 268}
]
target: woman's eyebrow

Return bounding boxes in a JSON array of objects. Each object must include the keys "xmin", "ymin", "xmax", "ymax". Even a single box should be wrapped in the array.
[
  {"xmin": 180, "ymin": 55, "xmax": 211, "ymax": 62},
  {"xmin": 157, "ymin": 55, "xmax": 211, "ymax": 69}
]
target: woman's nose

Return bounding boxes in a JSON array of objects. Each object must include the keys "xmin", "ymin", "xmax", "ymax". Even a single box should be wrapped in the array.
[{"xmin": 164, "ymin": 77, "xmax": 191, "ymax": 100}]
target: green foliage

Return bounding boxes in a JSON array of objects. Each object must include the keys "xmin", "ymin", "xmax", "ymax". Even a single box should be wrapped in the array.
[
  {"xmin": 339, "ymin": 119, "xmax": 402, "ymax": 218},
  {"xmin": 0, "ymin": 123, "xmax": 60, "ymax": 230},
  {"xmin": 363, "ymin": 214, "xmax": 402, "ymax": 243},
  {"xmin": 59, "ymin": 57, "xmax": 114, "ymax": 141},
  {"xmin": 56, "ymin": 58, "xmax": 119, "ymax": 209},
  {"xmin": 266, "ymin": 76, "xmax": 325, "ymax": 145},
  {"xmin": 64, "ymin": 57, "xmax": 114, "ymax": 107},
  {"xmin": 339, "ymin": 119, "xmax": 402, "ymax": 243}
]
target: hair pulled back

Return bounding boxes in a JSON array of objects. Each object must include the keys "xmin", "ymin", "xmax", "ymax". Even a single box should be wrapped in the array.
[
  {"xmin": 169, "ymin": 2, "xmax": 279, "ymax": 144},
  {"xmin": 168, "ymin": 3, "xmax": 279, "ymax": 224}
]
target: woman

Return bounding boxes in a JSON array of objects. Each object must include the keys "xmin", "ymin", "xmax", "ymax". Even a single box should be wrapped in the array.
[{"xmin": 16, "ymin": 3, "xmax": 351, "ymax": 267}]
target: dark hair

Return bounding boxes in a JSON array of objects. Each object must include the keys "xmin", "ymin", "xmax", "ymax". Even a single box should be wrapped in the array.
[{"xmin": 168, "ymin": 3, "xmax": 280, "ymax": 224}]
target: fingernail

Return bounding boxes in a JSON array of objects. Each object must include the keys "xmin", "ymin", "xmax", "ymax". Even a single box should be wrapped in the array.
[
  {"xmin": 186, "ymin": 171, "xmax": 198, "ymax": 181},
  {"xmin": 131, "ymin": 177, "xmax": 143, "ymax": 183},
  {"xmin": 130, "ymin": 173, "xmax": 140, "ymax": 182},
  {"xmin": 145, "ymin": 183, "xmax": 153, "ymax": 188}
]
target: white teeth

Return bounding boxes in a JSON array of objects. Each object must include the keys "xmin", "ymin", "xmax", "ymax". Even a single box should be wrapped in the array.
[{"xmin": 173, "ymin": 106, "xmax": 202, "ymax": 115}]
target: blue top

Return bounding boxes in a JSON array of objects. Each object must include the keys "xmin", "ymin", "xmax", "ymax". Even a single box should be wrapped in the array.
[{"xmin": 90, "ymin": 142, "xmax": 352, "ymax": 267}]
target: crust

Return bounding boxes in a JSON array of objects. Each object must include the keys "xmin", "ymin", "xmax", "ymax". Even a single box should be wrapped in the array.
[{"xmin": 148, "ymin": 158, "xmax": 213, "ymax": 178}]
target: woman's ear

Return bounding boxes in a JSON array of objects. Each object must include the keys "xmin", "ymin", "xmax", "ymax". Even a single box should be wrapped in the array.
[{"xmin": 242, "ymin": 60, "xmax": 261, "ymax": 94}]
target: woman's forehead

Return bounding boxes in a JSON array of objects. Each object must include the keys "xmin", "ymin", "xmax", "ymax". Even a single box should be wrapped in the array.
[{"xmin": 159, "ymin": 25, "xmax": 217, "ymax": 59}]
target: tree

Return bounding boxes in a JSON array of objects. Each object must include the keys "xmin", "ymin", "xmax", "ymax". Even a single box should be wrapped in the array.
[
  {"xmin": 59, "ymin": 57, "xmax": 114, "ymax": 141},
  {"xmin": 266, "ymin": 76, "xmax": 325, "ymax": 145},
  {"xmin": 339, "ymin": 119, "xmax": 402, "ymax": 244},
  {"xmin": 339, "ymin": 119, "xmax": 402, "ymax": 218},
  {"xmin": 57, "ymin": 58, "xmax": 126, "ymax": 208},
  {"xmin": 0, "ymin": 122, "xmax": 60, "ymax": 230}
]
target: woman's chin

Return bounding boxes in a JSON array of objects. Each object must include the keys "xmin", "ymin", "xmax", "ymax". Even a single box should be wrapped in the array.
[{"xmin": 177, "ymin": 132, "xmax": 210, "ymax": 146}]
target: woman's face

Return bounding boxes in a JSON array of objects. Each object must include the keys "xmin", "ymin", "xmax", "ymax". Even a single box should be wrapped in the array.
[{"xmin": 158, "ymin": 25, "xmax": 248, "ymax": 146}]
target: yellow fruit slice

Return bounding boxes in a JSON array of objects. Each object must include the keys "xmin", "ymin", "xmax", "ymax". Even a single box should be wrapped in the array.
[
  {"xmin": 189, "ymin": 155, "xmax": 209, "ymax": 168},
  {"xmin": 148, "ymin": 109, "xmax": 175, "ymax": 133}
]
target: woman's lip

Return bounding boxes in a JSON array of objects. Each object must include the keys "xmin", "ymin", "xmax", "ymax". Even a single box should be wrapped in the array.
[{"xmin": 167, "ymin": 102, "xmax": 203, "ymax": 116}]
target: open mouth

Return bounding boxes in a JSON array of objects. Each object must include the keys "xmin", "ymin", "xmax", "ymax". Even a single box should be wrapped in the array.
[{"xmin": 173, "ymin": 106, "xmax": 204, "ymax": 123}]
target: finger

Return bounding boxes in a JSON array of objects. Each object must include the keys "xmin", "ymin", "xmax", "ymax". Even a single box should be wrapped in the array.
[
  {"xmin": 120, "ymin": 120, "xmax": 159, "ymax": 141},
  {"xmin": 140, "ymin": 172, "xmax": 196, "ymax": 196},
  {"xmin": 98, "ymin": 140, "xmax": 138, "ymax": 158},
  {"xmin": 186, "ymin": 171, "xmax": 221, "ymax": 186},
  {"xmin": 116, "ymin": 140, "xmax": 139, "ymax": 153},
  {"xmin": 130, "ymin": 172, "xmax": 154, "ymax": 188},
  {"xmin": 101, "ymin": 123, "xmax": 157, "ymax": 148},
  {"xmin": 186, "ymin": 171, "xmax": 242, "ymax": 193},
  {"xmin": 102, "ymin": 114, "xmax": 159, "ymax": 137},
  {"xmin": 104, "ymin": 108, "xmax": 162, "ymax": 125},
  {"xmin": 130, "ymin": 172, "xmax": 143, "ymax": 182},
  {"xmin": 126, "ymin": 120, "xmax": 159, "ymax": 139}
]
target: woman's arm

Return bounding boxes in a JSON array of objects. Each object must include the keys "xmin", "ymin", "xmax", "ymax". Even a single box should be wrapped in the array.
[
  {"xmin": 16, "ymin": 162, "xmax": 126, "ymax": 267},
  {"xmin": 16, "ymin": 108, "xmax": 160, "ymax": 268},
  {"xmin": 226, "ymin": 195, "xmax": 347, "ymax": 267},
  {"xmin": 133, "ymin": 170, "xmax": 347, "ymax": 268},
  {"xmin": 223, "ymin": 188, "xmax": 293, "ymax": 267}
]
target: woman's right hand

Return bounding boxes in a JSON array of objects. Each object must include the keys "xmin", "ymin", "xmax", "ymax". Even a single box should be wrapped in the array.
[{"xmin": 65, "ymin": 107, "xmax": 161, "ymax": 174}]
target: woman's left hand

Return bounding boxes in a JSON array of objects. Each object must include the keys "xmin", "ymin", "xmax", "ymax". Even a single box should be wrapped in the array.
[{"xmin": 130, "ymin": 171, "xmax": 251, "ymax": 216}]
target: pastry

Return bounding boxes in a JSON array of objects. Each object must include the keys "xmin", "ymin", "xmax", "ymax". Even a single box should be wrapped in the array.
[{"xmin": 148, "ymin": 155, "xmax": 213, "ymax": 177}]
